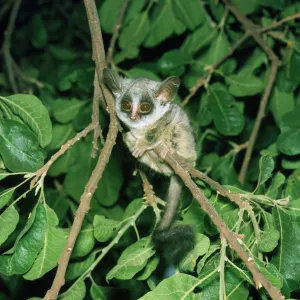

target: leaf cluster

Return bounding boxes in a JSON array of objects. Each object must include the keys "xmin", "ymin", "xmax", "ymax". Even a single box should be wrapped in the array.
[{"xmin": 0, "ymin": 0, "xmax": 300, "ymax": 300}]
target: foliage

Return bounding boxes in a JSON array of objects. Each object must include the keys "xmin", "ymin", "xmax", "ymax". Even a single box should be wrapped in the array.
[{"xmin": 0, "ymin": 0, "xmax": 299, "ymax": 299}]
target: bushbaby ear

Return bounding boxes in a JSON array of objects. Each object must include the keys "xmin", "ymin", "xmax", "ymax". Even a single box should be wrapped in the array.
[
  {"xmin": 103, "ymin": 68, "xmax": 122, "ymax": 96},
  {"xmin": 154, "ymin": 76, "xmax": 180, "ymax": 104}
]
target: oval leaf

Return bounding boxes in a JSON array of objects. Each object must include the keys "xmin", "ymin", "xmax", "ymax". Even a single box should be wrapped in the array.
[
  {"xmin": 24, "ymin": 206, "xmax": 66, "ymax": 280},
  {"xmin": 1, "ymin": 94, "xmax": 52, "ymax": 147},
  {"xmin": 0, "ymin": 120, "xmax": 46, "ymax": 172},
  {"xmin": 208, "ymin": 84, "xmax": 245, "ymax": 136},
  {"xmin": 0, "ymin": 206, "xmax": 19, "ymax": 246},
  {"xmin": 106, "ymin": 237, "xmax": 155, "ymax": 281}
]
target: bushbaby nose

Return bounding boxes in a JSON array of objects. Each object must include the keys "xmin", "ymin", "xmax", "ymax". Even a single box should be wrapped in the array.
[{"xmin": 130, "ymin": 113, "xmax": 139, "ymax": 121}]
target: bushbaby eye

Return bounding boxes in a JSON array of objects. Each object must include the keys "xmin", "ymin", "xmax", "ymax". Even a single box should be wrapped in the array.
[
  {"xmin": 139, "ymin": 102, "xmax": 152, "ymax": 114},
  {"xmin": 121, "ymin": 100, "xmax": 132, "ymax": 112}
]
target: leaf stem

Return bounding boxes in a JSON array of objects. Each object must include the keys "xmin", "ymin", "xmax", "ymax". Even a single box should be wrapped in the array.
[{"xmin": 60, "ymin": 204, "xmax": 147, "ymax": 296}]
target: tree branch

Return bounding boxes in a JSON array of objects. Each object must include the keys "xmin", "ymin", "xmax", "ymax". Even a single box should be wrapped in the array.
[
  {"xmin": 2, "ymin": 0, "xmax": 22, "ymax": 94},
  {"xmin": 43, "ymin": 0, "xmax": 119, "ymax": 299},
  {"xmin": 261, "ymin": 12, "xmax": 300, "ymax": 33},
  {"xmin": 182, "ymin": 33, "xmax": 249, "ymax": 106},
  {"xmin": 221, "ymin": 0, "xmax": 281, "ymax": 184},
  {"xmin": 91, "ymin": 73, "xmax": 104, "ymax": 158},
  {"xmin": 238, "ymin": 62, "xmax": 279, "ymax": 184},
  {"xmin": 155, "ymin": 146, "xmax": 284, "ymax": 300},
  {"xmin": 30, "ymin": 123, "xmax": 95, "ymax": 190},
  {"xmin": 106, "ymin": 0, "xmax": 130, "ymax": 66},
  {"xmin": 139, "ymin": 170, "xmax": 156, "ymax": 205}
]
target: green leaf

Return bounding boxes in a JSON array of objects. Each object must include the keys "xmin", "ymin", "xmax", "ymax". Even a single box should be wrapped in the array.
[
  {"xmin": 179, "ymin": 233, "xmax": 210, "ymax": 272},
  {"xmin": 272, "ymin": 206, "xmax": 300, "ymax": 292},
  {"xmin": 30, "ymin": 14, "xmax": 48, "ymax": 48},
  {"xmin": 114, "ymin": 47, "xmax": 140, "ymax": 64},
  {"xmin": 157, "ymin": 49, "xmax": 192, "ymax": 76},
  {"xmin": 237, "ymin": 48, "xmax": 267, "ymax": 77},
  {"xmin": 24, "ymin": 205, "xmax": 66, "ymax": 280},
  {"xmin": 72, "ymin": 225, "xmax": 95, "ymax": 258},
  {"xmin": 0, "ymin": 170, "xmax": 9, "ymax": 181},
  {"xmin": 99, "ymin": 0, "xmax": 145, "ymax": 35},
  {"xmin": 287, "ymin": 199, "xmax": 300, "ymax": 217},
  {"xmin": 1, "ymin": 94, "xmax": 52, "ymax": 147},
  {"xmin": 60, "ymin": 278, "xmax": 86, "ymax": 300},
  {"xmin": 181, "ymin": 22, "xmax": 217, "ymax": 55},
  {"xmin": 0, "ymin": 120, "xmax": 46, "ymax": 172},
  {"xmin": 279, "ymin": 105, "xmax": 300, "ymax": 132},
  {"xmin": 93, "ymin": 215, "xmax": 120, "ymax": 243},
  {"xmin": 270, "ymin": 88, "xmax": 294, "ymax": 127},
  {"xmin": 258, "ymin": 155, "xmax": 274, "ymax": 185},
  {"xmin": 48, "ymin": 144, "xmax": 78, "ymax": 177},
  {"xmin": 201, "ymin": 267, "xmax": 249, "ymax": 300},
  {"xmin": 255, "ymin": 260, "xmax": 283, "ymax": 289},
  {"xmin": 0, "ymin": 202, "xmax": 47, "ymax": 275},
  {"xmin": 266, "ymin": 172, "xmax": 285, "ymax": 198},
  {"xmin": 172, "ymin": 0, "xmax": 206, "ymax": 30},
  {"xmin": 53, "ymin": 98, "xmax": 85, "ymax": 124},
  {"xmin": 197, "ymin": 244, "xmax": 220, "ymax": 275},
  {"xmin": 136, "ymin": 256, "xmax": 160, "ymax": 280},
  {"xmin": 126, "ymin": 68, "xmax": 160, "ymax": 81},
  {"xmin": 260, "ymin": 0, "xmax": 285, "ymax": 9},
  {"xmin": 196, "ymin": 32, "xmax": 230, "ymax": 68},
  {"xmin": 48, "ymin": 45, "xmax": 77, "ymax": 61},
  {"xmin": 99, "ymin": 0, "xmax": 122, "ymax": 33},
  {"xmin": 144, "ymin": 0, "xmax": 175, "ymax": 48},
  {"xmin": 45, "ymin": 189, "xmax": 69, "ymax": 221},
  {"xmin": 208, "ymin": 83, "xmax": 245, "ymax": 136},
  {"xmin": 286, "ymin": 172, "xmax": 300, "ymax": 201},
  {"xmin": 139, "ymin": 273, "xmax": 201, "ymax": 300},
  {"xmin": 90, "ymin": 283, "xmax": 113, "ymax": 300},
  {"xmin": 94, "ymin": 155, "xmax": 123, "ymax": 207},
  {"xmin": 106, "ymin": 237, "xmax": 155, "ymax": 281},
  {"xmin": 277, "ymin": 130, "xmax": 300, "ymax": 156},
  {"xmin": 182, "ymin": 200, "xmax": 206, "ymax": 234},
  {"xmin": 64, "ymin": 139, "xmax": 122, "ymax": 206},
  {"xmin": 282, "ymin": 159, "xmax": 300, "ymax": 170},
  {"xmin": 66, "ymin": 252, "xmax": 96, "ymax": 281},
  {"xmin": 123, "ymin": 198, "xmax": 144, "ymax": 220},
  {"xmin": 225, "ymin": 74, "xmax": 264, "ymax": 97},
  {"xmin": 0, "ymin": 188, "xmax": 14, "ymax": 210},
  {"xmin": 231, "ymin": 0, "xmax": 260, "ymax": 15},
  {"xmin": 119, "ymin": 12, "xmax": 150, "ymax": 49},
  {"xmin": 259, "ymin": 228, "xmax": 280, "ymax": 252},
  {"xmin": 197, "ymin": 92, "xmax": 212, "ymax": 126},
  {"xmin": 47, "ymin": 124, "xmax": 76, "ymax": 151},
  {"xmin": 0, "ymin": 206, "xmax": 19, "ymax": 246}
]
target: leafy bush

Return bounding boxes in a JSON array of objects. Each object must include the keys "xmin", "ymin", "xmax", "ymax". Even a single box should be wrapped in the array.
[{"xmin": 0, "ymin": 0, "xmax": 299, "ymax": 299}]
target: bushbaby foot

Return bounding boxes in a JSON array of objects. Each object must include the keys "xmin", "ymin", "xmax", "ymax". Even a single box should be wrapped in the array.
[
  {"xmin": 132, "ymin": 142, "xmax": 149, "ymax": 158},
  {"xmin": 159, "ymin": 145, "xmax": 174, "ymax": 160}
]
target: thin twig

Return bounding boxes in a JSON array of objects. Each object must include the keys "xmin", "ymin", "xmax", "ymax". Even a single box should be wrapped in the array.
[
  {"xmin": 91, "ymin": 72, "xmax": 104, "ymax": 158},
  {"xmin": 182, "ymin": 34, "xmax": 249, "ymax": 106},
  {"xmin": 261, "ymin": 12, "xmax": 300, "ymax": 33},
  {"xmin": 11, "ymin": 57, "xmax": 45, "ymax": 89},
  {"xmin": 222, "ymin": 0, "xmax": 281, "ymax": 184},
  {"xmin": 106, "ymin": 0, "xmax": 130, "ymax": 66},
  {"xmin": 2, "ymin": 0, "xmax": 22, "ymax": 93},
  {"xmin": 189, "ymin": 168, "xmax": 246, "ymax": 209},
  {"xmin": 139, "ymin": 170, "xmax": 156, "ymax": 205},
  {"xmin": 0, "ymin": 0, "xmax": 13, "ymax": 23},
  {"xmin": 222, "ymin": 0, "xmax": 280, "ymax": 64},
  {"xmin": 219, "ymin": 236, "xmax": 227, "ymax": 300},
  {"xmin": 157, "ymin": 147, "xmax": 284, "ymax": 300},
  {"xmin": 43, "ymin": 0, "xmax": 119, "ymax": 298},
  {"xmin": 30, "ymin": 123, "xmax": 95, "ymax": 190}
]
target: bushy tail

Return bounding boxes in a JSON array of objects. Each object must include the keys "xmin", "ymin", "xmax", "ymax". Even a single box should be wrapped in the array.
[{"xmin": 152, "ymin": 176, "xmax": 195, "ymax": 263}]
